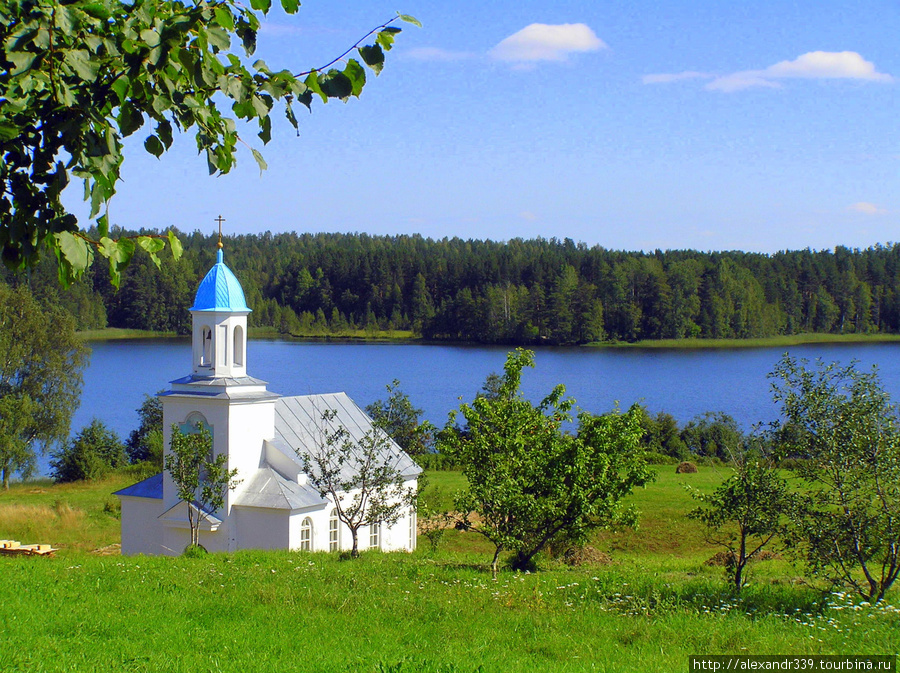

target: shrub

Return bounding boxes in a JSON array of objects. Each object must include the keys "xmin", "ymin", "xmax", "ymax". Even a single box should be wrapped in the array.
[
  {"xmin": 643, "ymin": 451, "xmax": 678, "ymax": 465},
  {"xmin": 50, "ymin": 419, "xmax": 126, "ymax": 483},
  {"xmin": 675, "ymin": 461, "xmax": 698, "ymax": 474}
]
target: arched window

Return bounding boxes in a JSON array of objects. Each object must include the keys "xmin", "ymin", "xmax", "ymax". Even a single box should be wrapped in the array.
[
  {"xmin": 329, "ymin": 509, "xmax": 339, "ymax": 552},
  {"xmin": 300, "ymin": 517, "xmax": 313, "ymax": 551},
  {"xmin": 233, "ymin": 325, "xmax": 244, "ymax": 367},
  {"xmin": 200, "ymin": 326, "xmax": 212, "ymax": 366},
  {"xmin": 369, "ymin": 521, "xmax": 380, "ymax": 550}
]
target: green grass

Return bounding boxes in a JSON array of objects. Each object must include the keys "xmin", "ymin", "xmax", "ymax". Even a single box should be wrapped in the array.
[
  {"xmin": 76, "ymin": 327, "xmax": 178, "ymax": 340},
  {"xmin": 1, "ymin": 467, "xmax": 897, "ymax": 672},
  {"xmin": 590, "ymin": 332, "xmax": 900, "ymax": 349}
]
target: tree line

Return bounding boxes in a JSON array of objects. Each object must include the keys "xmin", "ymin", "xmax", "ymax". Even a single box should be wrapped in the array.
[{"xmin": 5, "ymin": 230, "xmax": 900, "ymax": 344}]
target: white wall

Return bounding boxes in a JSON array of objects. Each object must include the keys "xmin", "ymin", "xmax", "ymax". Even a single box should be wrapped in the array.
[
  {"xmin": 234, "ymin": 507, "xmax": 290, "ymax": 550},
  {"xmin": 119, "ymin": 497, "xmax": 164, "ymax": 556}
]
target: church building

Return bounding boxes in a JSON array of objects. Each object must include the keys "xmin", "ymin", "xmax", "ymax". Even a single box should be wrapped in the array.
[{"xmin": 115, "ymin": 245, "xmax": 421, "ymax": 555}]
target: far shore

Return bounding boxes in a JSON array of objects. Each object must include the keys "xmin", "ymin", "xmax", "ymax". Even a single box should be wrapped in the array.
[{"xmin": 78, "ymin": 327, "xmax": 900, "ymax": 349}]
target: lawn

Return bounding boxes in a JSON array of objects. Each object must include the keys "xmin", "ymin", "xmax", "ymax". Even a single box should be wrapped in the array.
[{"xmin": 0, "ymin": 467, "xmax": 897, "ymax": 672}]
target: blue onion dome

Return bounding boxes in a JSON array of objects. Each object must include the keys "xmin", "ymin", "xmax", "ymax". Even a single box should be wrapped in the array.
[{"xmin": 190, "ymin": 249, "xmax": 251, "ymax": 312}]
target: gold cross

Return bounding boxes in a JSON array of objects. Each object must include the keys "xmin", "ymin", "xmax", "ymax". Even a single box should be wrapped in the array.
[{"xmin": 215, "ymin": 215, "xmax": 225, "ymax": 249}]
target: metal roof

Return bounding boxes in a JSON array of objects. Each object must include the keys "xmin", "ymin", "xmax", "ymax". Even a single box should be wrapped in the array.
[
  {"xmin": 232, "ymin": 466, "xmax": 326, "ymax": 511},
  {"xmin": 114, "ymin": 473, "xmax": 163, "ymax": 499},
  {"xmin": 274, "ymin": 393, "xmax": 422, "ymax": 480},
  {"xmin": 190, "ymin": 249, "xmax": 251, "ymax": 312}
]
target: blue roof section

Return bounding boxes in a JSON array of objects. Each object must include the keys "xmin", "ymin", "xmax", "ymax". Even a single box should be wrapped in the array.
[
  {"xmin": 114, "ymin": 473, "xmax": 163, "ymax": 499},
  {"xmin": 190, "ymin": 249, "xmax": 252, "ymax": 312}
]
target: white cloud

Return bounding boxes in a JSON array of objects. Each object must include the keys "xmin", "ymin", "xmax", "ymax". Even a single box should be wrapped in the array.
[
  {"xmin": 519, "ymin": 211, "xmax": 538, "ymax": 221},
  {"xmin": 645, "ymin": 51, "xmax": 893, "ymax": 92},
  {"xmin": 642, "ymin": 71, "xmax": 711, "ymax": 84},
  {"xmin": 490, "ymin": 23, "xmax": 606, "ymax": 63},
  {"xmin": 848, "ymin": 202, "xmax": 888, "ymax": 215},
  {"xmin": 766, "ymin": 51, "xmax": 892, "ymax": 81},
  {"xmin": 404, "ymin": 47, "xmax": 476, "ymax": 62}
]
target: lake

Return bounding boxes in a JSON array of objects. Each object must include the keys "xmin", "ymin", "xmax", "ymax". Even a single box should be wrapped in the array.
[{"xmin": 72, "ymin": 338, "xmax": 900, "ymax": 450}]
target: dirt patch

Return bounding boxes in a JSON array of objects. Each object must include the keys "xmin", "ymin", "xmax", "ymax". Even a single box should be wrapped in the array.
[{"xmin": 91, "ymin": 544, "xmax": 121, "ymax": 556}]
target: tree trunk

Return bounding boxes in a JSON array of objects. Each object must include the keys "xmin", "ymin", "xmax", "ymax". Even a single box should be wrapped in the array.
[
  {"xmin": 2, "ymin": 467, "xmax": 8, "ymax": 490},
  {"xmin": 491, "ymin": 546, "xmax": 502, "ymax": 580},
  {"xmin": 350, "ymin": 528, "xmax": 359, "ymax": 558}
]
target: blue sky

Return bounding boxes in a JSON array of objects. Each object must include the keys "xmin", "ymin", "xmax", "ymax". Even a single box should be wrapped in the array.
[{"xmin": 64, "ymin": 1, "xmax": 900, "ymax": 253}]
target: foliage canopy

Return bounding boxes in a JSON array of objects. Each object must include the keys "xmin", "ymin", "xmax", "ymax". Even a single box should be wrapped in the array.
[
  {"xmin": 771, "ymin": 355, "xmax": 900, "ymax": 603},
  {"xmin": 165, "ymin": 421, "xmax": 239, "ymax": 550},
  {"xmin": 299, "ymin": 406, "xmax": 417, "ymax": 557},
  {"xmin": 50, "ymin": 417, "xmax": 126, "ymax": 483},
  {"xmin": 0, "ymin": 283, "xmax": 87, "ymax": 488},
  {"xmin": 440, "ymin": 348, "xmax": 652, "ymax": 576},
  {"xmin": 0, "ymin": 0, "xmax": 417, "ymax": 286}
]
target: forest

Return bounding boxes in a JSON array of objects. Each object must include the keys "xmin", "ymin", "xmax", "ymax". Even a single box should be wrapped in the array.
[{"xmin": 4, "ymin": 229, "xmax": 900, "ymax": 345}]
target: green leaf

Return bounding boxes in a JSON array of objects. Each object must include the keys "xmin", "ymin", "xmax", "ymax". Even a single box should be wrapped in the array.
[
  {"xmin": 168, "ymin": 231, "xmax": 183, "ymax": 260},
  {"xmin": 397, "ymin": 14, "xmax": 422, "ymax": 28},
  {"xmin": 118, "ymin": 104, "xmax": 143, "ymax": 137},
  {"xmin": 343, "ymin": 59, "xmax": 366, "ymax": 97},
  {"xmin": 98, "ymin": 236, "xmax": 117, "ymax": 259},
  {"xmin": 358, "ymin": 45, "xmax": 384, "ymax": 75},
  {"xmin": 55, "ymin": 232, "xmax": 92, "ymax": 275},
  {"xmin": 214, "ymin": 7, "xmax": 235, "ymax": 32},
  {"xmin": 376, "ymin": 29, "xmax": 399, "ymax": 52},
  {"xmin": 280, "ymin": 0, "xmax": 300, "ymax": 13},
  {"xmin": 138, "ymin": 236, "xmax": 166, "ymax": 269},
  {"xmin": 8, "ymin": 51, "xmax": 37, "ymax": 76},
  {"xmin": 258, "ymin": 115, "xmax": 271, "ymax": 144},
  {"xmin": 0, "ymin": 123, "xmax": 19, "ymax": 142},
  {"xmin": 249, "ymin": 0, "xmax": 272, "ymax": 12},
  {"xmin": 304, "ymin": 71, "xmax": 327, "ymax": 103},
  {"xmin": 320, "ymin": 71, "xmax": 352, "ymax": 100},
  {"xmin": 106, "ymin": 241, "xmax": 133, "ymax": 288},
  {"xmin": 137, "ymin": 236, "xmax": 166, "ymax": 254},
  {"xmin": 110, "ymin": 76, "xmax": 130, "ymax": 105},
  {"xmin": 64, "ymin": 49, "xmax": 101, "ymax": 81},
  {"xmin": 144, "ymin": 135, "xmax": 164, "ymax": 158},
  {"xmin": 81, "ymin": 2, "xmax": 112, "ymax": 20},
  {"xmin": 251, "ymin": 148, "xmax": 268, "ymax": 174},
  {"xmin": 207, "ymin": 26, "xmax": 231, "ymax": 51}
]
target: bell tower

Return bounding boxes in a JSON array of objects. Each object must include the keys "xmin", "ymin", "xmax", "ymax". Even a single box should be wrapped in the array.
[
  {"xmin": 189, "ymin": 246, "xmax": 250, "ymax": 378},
  {"xmin": 158, "ymin": 223, "xmax": 279, "ymax": 553}
]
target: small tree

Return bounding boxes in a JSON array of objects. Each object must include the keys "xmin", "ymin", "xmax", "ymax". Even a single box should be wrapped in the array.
[
  {"xmin": 126, "ymin": 393, "xmax": 164, "ymax": 466},
  {"xmin": 165, "ymin": 423, "xmax": 239, "ymax": 551},
  {"xmin": 441, "ymin": 348, "xmax": 651, "ymax": 578},
  {"xmin": 770, "ymin": 355, "xmax": 900, "ymax": 603},
  {"xmin": 365, "ymin": 380, "xmax": 433, "ymax": 456},
  {"xmin": 688, "ymin": 444, "xmax": 792, "ymax": 591},
  {"xmin": 681, "ymin": 412, "xmax": 744, "ymax": 461},
  {"xmin": 50, "ymin": 418, "xmax": 126, "ymax": 483},
  {"xmin": 299, "ymin": 408, "xmax": 417, "ymax": 558},
  {"xmin": 0, "ymin": 284, "xmax": 87, "ymax": 488}
]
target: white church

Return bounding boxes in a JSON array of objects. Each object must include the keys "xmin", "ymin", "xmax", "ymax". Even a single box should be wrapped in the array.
[{"xmin": 115, "ymin": 245, "xmax": 421, "ymax": 556}]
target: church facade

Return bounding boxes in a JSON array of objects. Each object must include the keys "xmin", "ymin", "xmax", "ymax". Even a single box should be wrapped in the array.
[{"xmin": 115, "ymin": 248, "xmax": 421, "ymax": 556}]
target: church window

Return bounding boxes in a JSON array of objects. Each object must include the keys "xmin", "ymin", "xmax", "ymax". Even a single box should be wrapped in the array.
[
  {"xmin": 200, "ymin": 326, "xmax": 212, "ymax": 366},
  {"xmin": 218, "ymin": 325, "xmax": 228, "ymax": 366},
  {"xmin": 300, "ymin": 517, "xmax": 313, "ymax": 551},
  {"xmin": 369, "ymin": 522, "xmax": 380, "ymax": 549},
  {"xmin": 234, "ymin": 325, "xmax": 244, "ymax": 367},
  {"xmin": 329, "ymin": 509, "xmax": 339, "ymax": 551}
]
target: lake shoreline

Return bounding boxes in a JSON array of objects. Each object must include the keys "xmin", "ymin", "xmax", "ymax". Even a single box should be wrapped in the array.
[{"xmin": 79, "ymin": 327, "xmax": 900, "ymax": 350}]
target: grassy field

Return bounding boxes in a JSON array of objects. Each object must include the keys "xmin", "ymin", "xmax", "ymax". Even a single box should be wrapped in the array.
[
  {"xmin": 76, "ymin": 328, "xmax": 178, "ymax": 340},
  {"xmin": 591, "ymin": 332, "xmax": 900, "ymax": 350},
  {"xmin": 1, "ymin": 467, "xmax": 897, "ymax": 672}
]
